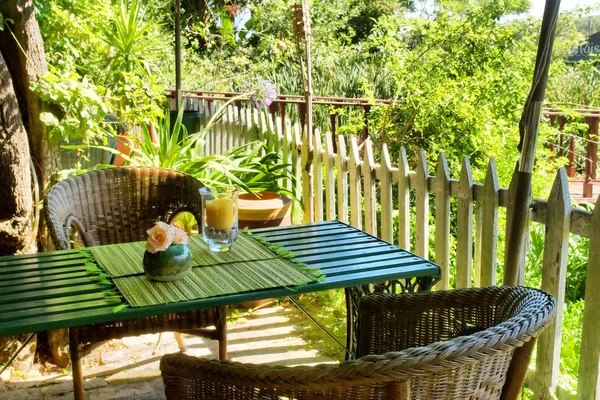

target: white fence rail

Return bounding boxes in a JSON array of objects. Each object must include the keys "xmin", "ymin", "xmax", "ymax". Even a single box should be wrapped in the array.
[{"xmin": 194, "ymin": 101, "xmax": 599, "ymax": 399}]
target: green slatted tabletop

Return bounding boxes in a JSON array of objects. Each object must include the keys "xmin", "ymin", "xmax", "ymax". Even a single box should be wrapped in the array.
[{"xmin": 0, "ymin": 221, "xmax": 440, "ymax": 343}]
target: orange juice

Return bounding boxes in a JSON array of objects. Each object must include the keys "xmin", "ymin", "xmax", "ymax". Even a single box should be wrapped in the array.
[{"xmin": 205, "ymin": 198, "xmax": 235, "ymax": 230}]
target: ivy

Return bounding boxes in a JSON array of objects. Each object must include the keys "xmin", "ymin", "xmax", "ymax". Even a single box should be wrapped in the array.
[{"xmin": 31, "ymin": 67, "xmax": 109, "ymax": 143}]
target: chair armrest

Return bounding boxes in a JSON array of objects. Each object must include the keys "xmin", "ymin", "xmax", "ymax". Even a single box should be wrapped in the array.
[{"xmin": 356, "ymin": 287, "xmax": 540, "ymax": 356}]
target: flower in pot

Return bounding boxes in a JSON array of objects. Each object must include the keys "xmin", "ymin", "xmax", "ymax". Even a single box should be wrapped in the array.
[{"xmin": 143, "ymin": 222, "xmax": 193, "ymax": 281}]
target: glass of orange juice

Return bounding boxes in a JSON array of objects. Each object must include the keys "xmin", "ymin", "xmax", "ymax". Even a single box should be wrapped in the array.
[{"xmin": 200, "ymin": 186, "xmax": 239, "ymax": 252}]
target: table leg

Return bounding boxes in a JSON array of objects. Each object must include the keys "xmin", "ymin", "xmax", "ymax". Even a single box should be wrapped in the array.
[
  {"xmin": 69, "ymin": 328, "xmax": 85, "ymax": 400},
  {"xmin": 344, "ymin": 276, "xmax": 439, "ymax": 360}
]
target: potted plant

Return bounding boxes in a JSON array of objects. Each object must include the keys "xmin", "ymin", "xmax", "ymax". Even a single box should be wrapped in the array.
[
  {"xmin": 183, "ymin": 140, "xmax": 295, "ymax": 230},
  {"xmin": 100, "ymin": 105, "xmax": 297, "ymax": 228}
]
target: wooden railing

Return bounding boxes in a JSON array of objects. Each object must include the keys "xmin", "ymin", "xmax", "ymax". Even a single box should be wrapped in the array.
[
  {"xmin": 178, "ymin": 97, "xmax": 599, "ymax": 398},
  {"xmin": 168, "ymin": 89, "xmax": 393, "ymax": 142},
  {"xmin": 170, "ymin": 91, "xmax": 600, "ymax": 200},
  {"xmin": 546, "ymin": 109, "xmax": 599, "ymax": 199}
]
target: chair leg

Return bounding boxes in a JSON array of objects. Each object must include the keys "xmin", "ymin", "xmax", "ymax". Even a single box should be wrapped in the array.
[
  {"xmin": 173, "ymin": 332, "xmax": 188, "ymax": 352},
  {"xmin": 218, "ymin": 337, "xmax": 227, "ymax": 360},
  {"xmin": 217, "ymin": 305, "xmax": 228, "ymax": 360},
  {"xmin": 69, "ymin": 329, "xmax": 85, "ymax": 400},
  {"xmin": 500, "ymin": 338, "xmax": 536, "ymax": 400}
]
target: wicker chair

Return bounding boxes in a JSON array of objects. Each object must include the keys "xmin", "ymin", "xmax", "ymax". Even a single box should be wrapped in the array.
[
  {"xmin": 45, "ymin": 166, "xmax": 227, "ymax": 397},
  {"xmin": 160, "ymin": 286, "xmax": 555, "ymax": 400}
]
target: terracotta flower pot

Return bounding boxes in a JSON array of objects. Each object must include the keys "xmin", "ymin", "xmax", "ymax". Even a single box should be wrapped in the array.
[
  {"xmin": 237, "ymin": 192, "xmax": 292, "ymax": 230},
  {"xmin": 238, "ymin": 192, "xmax": 291, "ymax": 309}
]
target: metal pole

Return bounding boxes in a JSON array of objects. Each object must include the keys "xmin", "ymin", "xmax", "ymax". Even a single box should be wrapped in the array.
[
  {"xmin": 0, "ymin": 333, "xmax": 35, "ymax": 375},
  {"xmin": 175, "ymin": 0, "xmax": 182, "ymax": 111}
]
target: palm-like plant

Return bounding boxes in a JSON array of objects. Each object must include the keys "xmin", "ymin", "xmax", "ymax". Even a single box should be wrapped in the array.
[
  {"xmin": 98, "ymin": 0, "xmax": 165, "ymax": 94},
  {"xmin": 100, "ymin": 103, "xmax": 295, "ymax": 198}
]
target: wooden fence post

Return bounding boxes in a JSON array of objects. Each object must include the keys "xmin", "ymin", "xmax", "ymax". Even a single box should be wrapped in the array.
[
  {"xmin": 397, "ymin": 147, "xmax": 411, "ymax": 251},
  {"xmin": 435, "ymin": 153, "xmax": 451, "ymax": 290},
  {"xmin": 219, "ymin": 102, "xmax": 228, "ymax": 154},
  {"xmin": 414, "ymin": 149, "xmax": 430, "ymax": 259},
  {"xmin": 568, "ymin": 136, "xmax": 576, "ymax": 178},
  {"xmin": 474, "ymin": 204, "xmax": 483, "ymax": 288},
  {"xmin": 480, "ymin": 159, "xmax": 499, "ymax": 287},
  {"xmin": 335, "ymin": 135, "xmax": 349, "ymax": 224},
  {"xmin": 313, "ymin": 130, "xmax": 324, "ymax": 222},
  {"xmin": 363, "ymin": 139, "xmax": 377, "ymax": 236},
  {"xmin": 558, "ymin": 115, "xmax": 566, "ymax": 158},
  {"xmin": 379, "ymin": 144, "xmax": 394, "ymax": 243},
  {"xmin": 292, "ymin": 122, "xmax": 302, "ymax": 224},
  {"xmin": 578, "ymin": 193, "xmax": 600, "ymax": 400},
  {"xmin": 301, "ymin": 124, "xmax": 313, "ymax": 223},
  {"xmin": 348, "ymin": 136, "xmax": 362, "ymax": 229},
  {"xmin": 535, "ymin": 168, "xmax": 571, "ymax": 399},
  {"xmin": 282, "ymin": 119, "xmax": 293, "ymax": 196},
  {"xmin": 324, "ymin": 132, "xmax": 336, "ymax": 221},
  {"xmin": 583, "ymin": 116, "xmax": 598, "ymax": 198},
  {"xmin": 456, "ymin": 157, "xmax": 474, "ymax": 289}
]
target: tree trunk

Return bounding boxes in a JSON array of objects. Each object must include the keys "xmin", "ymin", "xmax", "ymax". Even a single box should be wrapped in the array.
[
  {"xmin": 0, "ymin": 0, "xmax": 59, "ymax": 251},
  {"xmin": 0, "ymin": 0, "xmax": 57, "ymax": 371},
  {"xmin": 0, "ymin": 49, "xmax": 38, "ymax": 373},
  {"xmin": 0, "ymin": 51, "xmax": 34, "ymax": 254}
]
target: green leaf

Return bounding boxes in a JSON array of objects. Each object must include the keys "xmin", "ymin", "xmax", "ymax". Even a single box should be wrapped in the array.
[{"xmin": 39, "ymin": 112, "xmax": 59, "ymax": 127}]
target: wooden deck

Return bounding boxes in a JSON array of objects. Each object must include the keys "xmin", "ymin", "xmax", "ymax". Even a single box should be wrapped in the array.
[{"xmin": 569, "ymin": 180, "xmax": 599, "ymax": 205}]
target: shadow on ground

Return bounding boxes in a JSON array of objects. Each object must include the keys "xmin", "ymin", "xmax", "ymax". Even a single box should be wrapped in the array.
[{"xmin": 0, "ymin": 305, "xmax": 336, "ymax": 400}]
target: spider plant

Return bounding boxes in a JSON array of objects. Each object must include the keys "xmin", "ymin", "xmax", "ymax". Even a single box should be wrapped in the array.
[
  {"xmin": 98, "ymin": 0, "xmax": 164, "ymax": 89},
  {"xmin": 80, "ymin": 99, "xmax": 295, "ymax": 198}
]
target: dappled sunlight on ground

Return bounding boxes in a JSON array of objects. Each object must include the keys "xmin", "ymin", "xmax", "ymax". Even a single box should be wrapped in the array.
[{"xmin": 0, "ymin": 304, "xmax": 336, "ymax": 399}]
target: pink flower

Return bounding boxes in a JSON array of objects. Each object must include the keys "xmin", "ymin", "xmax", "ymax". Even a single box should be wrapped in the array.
[
  {"xmin": 146, "ymin": 222, "xmax": 175, "ymax": 253},
  {"xmin": 172, "ymin": 226, "xmax": 189, "ymax": 245}
]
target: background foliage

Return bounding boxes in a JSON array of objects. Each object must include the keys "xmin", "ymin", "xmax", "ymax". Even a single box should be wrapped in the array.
[{"xmin": 33, "ymin": 0, "xmax": 600, "ymax": 391}]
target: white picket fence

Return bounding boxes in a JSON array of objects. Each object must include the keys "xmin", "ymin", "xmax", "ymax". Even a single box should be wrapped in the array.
[{"xmin": 193, "ymin": 101, "xmax": 599, "ymax": 399}]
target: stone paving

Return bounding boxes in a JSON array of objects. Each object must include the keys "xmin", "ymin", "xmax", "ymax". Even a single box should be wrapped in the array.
[{"xmin": 0, "ymin": 305, "xmax": 336, "ymax": 399}]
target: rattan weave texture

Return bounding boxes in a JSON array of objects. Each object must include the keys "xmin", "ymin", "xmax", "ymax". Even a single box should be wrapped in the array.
[
  {"xmin": 45, "ymin": 166, "xmax": 228, "ymax": 396},
  {"xmin": 160, "ymin": 286, "xmax": 555, "ymax": 400}
]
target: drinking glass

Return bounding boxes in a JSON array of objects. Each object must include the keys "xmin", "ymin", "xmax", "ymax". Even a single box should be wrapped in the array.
[{"xmin": 200, "ymin": 186, "xmax": 239, "ymax": 252}]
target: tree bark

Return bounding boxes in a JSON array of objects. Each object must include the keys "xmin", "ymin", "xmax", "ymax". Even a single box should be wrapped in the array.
[
  {"xmin": 0, "ymin": 0, "xmax": 60, "ymax": 251},
  {"xmin": 0, "ymin": 47, "xmax": 38, "ymax": 373},
  {"xmin": 0, "ymin": 0, "xmax": 57, "ymax": 371},
  {"xmin": 0, "ymin": 51, "xmax": 34, "ymax": 255}
]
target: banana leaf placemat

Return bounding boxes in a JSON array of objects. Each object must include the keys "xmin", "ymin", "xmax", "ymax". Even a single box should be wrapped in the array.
[
  {"xmin": 88, "ymin": 233, "xmax": 321, "ymax": 308},
  {"xmin": 90, "ymin": 234, "xmax": 277, "ymax": 278},
  {"xmin": 112, "ymin": 259, "xmax": 317, "ymax": 307}
]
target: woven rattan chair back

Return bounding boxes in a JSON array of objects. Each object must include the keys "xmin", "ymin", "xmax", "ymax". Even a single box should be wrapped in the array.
[
  {"xmin": 45, "ymin": 166, "xmax": 227, "ymax": 399},
  {"xmin": 46, "ymin": 167, "xmax": 204, "ymax": 249},
  {"xmin": 160, "ymin": 286, "xmax": 555, "ymax": 400}
]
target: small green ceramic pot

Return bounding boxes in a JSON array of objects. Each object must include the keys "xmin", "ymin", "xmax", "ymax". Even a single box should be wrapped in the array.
[{"xmin": 143, "ymin": 244, "xmax": 193, "ymax": 282}]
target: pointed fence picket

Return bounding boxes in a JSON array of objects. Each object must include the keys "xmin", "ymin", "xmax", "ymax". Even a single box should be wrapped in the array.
[
  {"xmin": 480, "ymin": 160, "xmax": 499, "ymax": 287},
  {"xmin": 456, "ymin": 158, "xmax": 474, "ymax": 289},
  {"xmin": 434, "ymin": 153, "xmax": 451, "ymax": 290},
  {"xmin": 185, "ymin": 100, "xmax": 599, "ymax": 399},
  {"xmin": 414, "ymin": 149, "xmax": 430, "ymax": 260}
]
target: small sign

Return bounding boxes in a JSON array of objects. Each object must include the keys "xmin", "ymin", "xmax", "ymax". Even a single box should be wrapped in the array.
[{"xmin": 569, "ymin": 31, "xmax": 600, "ymax": 62}]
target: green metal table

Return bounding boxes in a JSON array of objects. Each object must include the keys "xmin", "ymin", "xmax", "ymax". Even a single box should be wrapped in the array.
[{"xmin": 0, "ymin": 220, "xmax": 440, "ymax": 368}]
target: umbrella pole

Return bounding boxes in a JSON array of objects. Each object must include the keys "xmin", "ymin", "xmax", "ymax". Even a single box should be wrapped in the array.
[
  {"xmin": 503, "ymin": 0, "xmax": 560, "ymax": 286},
  {"xmin": 504, "ymin": 100, "xmax": 543, "ymax": 286},
  {"xmin": 502, "ymin": 1, "xmax": 560, "ymax": 397}
]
